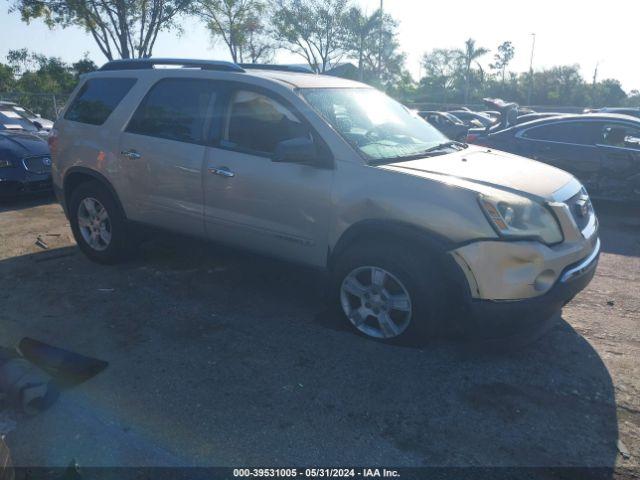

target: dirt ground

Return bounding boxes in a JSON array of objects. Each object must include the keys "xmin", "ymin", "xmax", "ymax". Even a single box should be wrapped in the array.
[{"xmin": 0, "ymin": 195, "xmax": 638, "ymax": 475}]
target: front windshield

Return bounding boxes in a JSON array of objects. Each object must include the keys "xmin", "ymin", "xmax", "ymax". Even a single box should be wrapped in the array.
[{"xmin": 301, "ymin": 88, "xmax": 448, "ymax": 162}]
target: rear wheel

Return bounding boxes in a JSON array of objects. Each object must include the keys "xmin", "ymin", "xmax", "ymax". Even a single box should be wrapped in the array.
[
  {"xmin": 68, "ymin": 181, "xmax": 132, "ymax": 264},
  {"xmin": 331, "ymin": 241, "xmax": 445, "ymax": 343}
]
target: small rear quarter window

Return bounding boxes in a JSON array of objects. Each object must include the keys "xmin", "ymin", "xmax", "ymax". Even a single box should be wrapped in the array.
[{"xmin": 65, "ymin": 78, "xmax": 136, "ymax": 125}]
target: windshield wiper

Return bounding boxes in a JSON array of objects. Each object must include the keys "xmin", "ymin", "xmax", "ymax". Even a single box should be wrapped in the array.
[
  {"xmin": 368, "ymin": 141, "xmax": 468, "ymax": 165},
  {"xmin": 421, "ymin": 140, "xmax": 468, "ymax": 153}
]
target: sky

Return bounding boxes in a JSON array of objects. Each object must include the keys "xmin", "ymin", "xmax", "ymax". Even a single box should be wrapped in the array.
[{"xmin": 1, "ymin": 0, "xmax": 638, "ymax": 91}]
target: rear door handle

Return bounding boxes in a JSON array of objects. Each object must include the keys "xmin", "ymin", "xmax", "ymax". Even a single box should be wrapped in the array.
[
  {"xmin": 121, "ymin": 149, "xmax": 142, "ymax": 160},
  {"xmin": 208, "ymin": 166, "xmax": 235, "ymax": 178}
]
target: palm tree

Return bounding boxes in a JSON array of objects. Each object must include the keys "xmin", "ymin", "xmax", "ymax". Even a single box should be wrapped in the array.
[
  {"xmin": 458, "ymin": 38, "xmax": 489, "ymax": 104},
  {"xmin": 343, "ymin": 7, "xmax": 382, "ymax": 81}
]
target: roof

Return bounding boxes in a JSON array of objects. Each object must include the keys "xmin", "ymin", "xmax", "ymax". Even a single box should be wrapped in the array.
[
  {"xmin": 243, "ymin": 69, "xmax": 369, "ymax": 89},
  {"xmin": 95, "ymin": 58, "xmax": 371, "ymax": 89},
  {"xmin": 515, "ymin": 112, "xmax": 640, "ymax": 128}
]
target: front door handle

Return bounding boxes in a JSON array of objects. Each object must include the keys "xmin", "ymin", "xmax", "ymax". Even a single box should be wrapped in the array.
[
  {"xmin": 121, "ymin": 149, "xmax": 142, "ymax": 160},
  {"xmin": 208, "ymin": 166, "xmax": 235, "ymax": 178}
]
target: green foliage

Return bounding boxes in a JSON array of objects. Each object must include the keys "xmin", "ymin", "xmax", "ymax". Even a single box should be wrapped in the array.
[
  {"xmin": 11, "ymin": 0, "xmax": 191, "ymax": 60},
  {"xmin": 0, "ymin": 50, "xmax": 98, "ymax": 118},
  {"xmin": 271, "ymin": 0, "xmax": 349, "ymax": 73},
  {"xmin": 414, "ymin": 40, "xmax": 634, "ymax": 108},
  {"xmin": 490, "ymin": 41, "xmax": 514, "ymax": 83},
  {"xmin": 196, "ymin": 0, "xmax": 273, "ymax": 63}
]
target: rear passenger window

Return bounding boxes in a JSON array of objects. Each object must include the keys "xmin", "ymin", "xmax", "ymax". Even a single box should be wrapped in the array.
[
  {"xmin": 522, "ymin": 121, "xmax": 600, "ymax": 145},
  {"xmin": 126, "ymin": 78, "xmax": 217, "ymax": 144},
  {"xmin": 223, "ymin": 90, "xmax": 310, "ymax": 155},
  {"xmin": 65, "ymin": 78, "xmax": 136, "ymax": 125}
]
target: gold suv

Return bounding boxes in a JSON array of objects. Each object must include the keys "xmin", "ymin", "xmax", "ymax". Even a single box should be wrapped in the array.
[{"xmin": 50, "ymin": 59, "xmax": 600, "ymax": 343}]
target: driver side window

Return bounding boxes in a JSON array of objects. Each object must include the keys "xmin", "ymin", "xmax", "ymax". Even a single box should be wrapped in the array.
[{"xmin": 222, "ymin": 90, "xmax": 310, "ymax": 156}]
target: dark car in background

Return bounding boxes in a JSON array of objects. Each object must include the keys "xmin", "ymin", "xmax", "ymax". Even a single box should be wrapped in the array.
[
  {"xmin": 417, "ymin": 111, "xmax": 468, "ymax": 140},
  {"xmin": 447, "ymin": 110, "xmax": 494, "ymax": 128},
  {"xmin": 514, "ymin": 112, "xmax": 563, "ymax": 125},
  {"xmin": 0, "ymin": 130, "xmax": 52, "ymax": 197},
  {"xmin": 584, "ymin": 107, "xmax": 640, "ymax": 119},
  {"xmin": 467, "ymin": 113, "xmax": 640, "ymax": 202}
]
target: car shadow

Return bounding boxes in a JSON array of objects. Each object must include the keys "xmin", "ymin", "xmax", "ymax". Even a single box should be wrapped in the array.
[{"xmin": 0, "ymin": 234, "xmax": 620, "ymax": 473}]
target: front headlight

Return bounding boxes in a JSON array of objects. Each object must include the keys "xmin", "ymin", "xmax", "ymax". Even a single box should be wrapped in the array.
[{"xmin": 479, "ymin": 192, "xmax": 563, "ymax": 245}]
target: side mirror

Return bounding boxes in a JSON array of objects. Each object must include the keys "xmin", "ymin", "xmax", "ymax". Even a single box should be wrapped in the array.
[
  {"xmin": 33, "ymin": 121, "xmax": 43, "ymax": 130},
  {"xmin": 273, "ymin": 137, "xmax": 318, "ymax": 164}
]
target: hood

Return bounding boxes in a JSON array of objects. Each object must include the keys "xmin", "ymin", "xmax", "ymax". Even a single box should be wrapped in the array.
[
  {"xmin": 0, "ymin": 131, "xmax": 49, "ymax": 159},
  {"xmin": 380, "ymin": 147, "xmax": 576, "ymax": 199}
]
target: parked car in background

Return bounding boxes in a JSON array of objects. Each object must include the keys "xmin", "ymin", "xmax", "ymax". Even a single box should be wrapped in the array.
[
  {"xmin": 0, "ymin": 102, "xmax": 52, "ymax": 139},
  {"xmin": 417, "ymin": 111, "xmax": 468, "ymax": 140},
  {"xmin": 51, "ymin": 58, "xmax": 599, "ymax": 344},
  {"xmin": 467, "ymin": 113, "xmax": 640, "ymax": 202},
  {"xmin": 514, "ymin": 112, "xmax": 563, "ymax": 125},
  {"xmin": 0, "ymin": 129, "xmax": 52, "ymax": 197},
  {"xmin": 447, "ymin": 110, "xmax": 494, "ymax": 128},
  {"xmin": 584, "ymin": 107, "xmax": 640, "ymax": 119}
]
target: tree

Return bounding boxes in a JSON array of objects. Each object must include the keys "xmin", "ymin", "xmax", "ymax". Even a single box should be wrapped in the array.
[
  {"xmin": 490, "ymin": 41, "xmax": 514, "ymax": 83},
  {"xmin": 195, "ymin": 0, "xmax": 271, "ymax": 63},
  {"xmin": 243, "ymin": 15, "xmax": 276, "ymax": 63},
  {"xmin": 11, "ymin": 0, "xmax": 191, "ymax": 60},
  {"xmin": 72, "ymin": 54, "xmax": 99, "ymax": 77},
  {"xmin": 342, "ymin": 6, "xmax": 381, "ymax": 81},
  {"xmin": 271, "ymin": 0, "xmax": 349, "ymax": 73},
  {"xmin": 419, "ymin": 48, "xmax": 462, "ymax": 102},
  {"xmin": 357, "ymin": 11, "xmax": 405, "ymax": 89},
  {"xmin": 589, "ymin": 79, "xmax": 626, "ymax": 108},
  {"xmin": 457, "ymin": 38, "xmax": 489, "ymax": 104},
  {"xmin": 0, "ymin": 64, "xmax": 15, "ymax": 91}
]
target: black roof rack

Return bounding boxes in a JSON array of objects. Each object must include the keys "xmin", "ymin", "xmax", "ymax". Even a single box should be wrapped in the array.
[
  {"xmin": 99, "ymin": 58, "xmax": 245, "ymax": 72},
  {"xmin": 239, "ymin": 63, "xmax": 313, "ymax": 73}
]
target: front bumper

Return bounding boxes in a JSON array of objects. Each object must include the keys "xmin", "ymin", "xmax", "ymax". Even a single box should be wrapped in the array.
[
  {"xmin": 462, "ymin": 238, "xmax": 600, "ymax": 339},
  {"xmin": 0, "ymin": 174, "xmax": 52, "ymax": 196}
]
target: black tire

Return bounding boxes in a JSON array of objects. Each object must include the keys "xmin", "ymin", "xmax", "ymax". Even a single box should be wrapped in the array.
[
  {"xmin": 68, "ymin": 180, "xmax": 133, "ymax": 264},
  {"xmin": 330, "ymin": 240, "xmax": 446, "ymax": 344}
]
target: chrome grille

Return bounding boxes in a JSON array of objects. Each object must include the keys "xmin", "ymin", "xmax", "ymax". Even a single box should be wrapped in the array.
[
  {"xmin": 22, "ymin": 156, "xmax": 52, "ymax": 174},
  {"xmin": 565, "ymin": 187, "xmax": 594, "ymax": 234}
]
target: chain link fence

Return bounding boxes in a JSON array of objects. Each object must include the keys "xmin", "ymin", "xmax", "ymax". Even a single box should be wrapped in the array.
[{"xmin": 0, "ymin": 92, "xmax": 71, "ymax": 120}]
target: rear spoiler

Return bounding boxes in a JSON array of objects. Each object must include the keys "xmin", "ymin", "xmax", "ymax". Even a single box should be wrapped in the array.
[{"xmin": 482, "ymin": 98, "xmax": 518, "ymax": 130}]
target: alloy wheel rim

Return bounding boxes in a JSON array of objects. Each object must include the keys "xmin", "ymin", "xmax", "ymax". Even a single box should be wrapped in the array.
[
  {"xmin": 340, "ymin": 266, "xmax": 412, "ymax": 339},
  {"xmin": 77, "ymin": 197, "xmax": 111, "ymax": 251}
]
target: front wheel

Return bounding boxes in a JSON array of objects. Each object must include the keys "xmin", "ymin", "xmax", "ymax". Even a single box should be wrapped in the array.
[
  {"xmin": 331, "ymin": 242, "xmax": 445, "ymax": 343},
  {"xmin": 68, "ymin": 181, "xmax": 133, "ymax": 264}
]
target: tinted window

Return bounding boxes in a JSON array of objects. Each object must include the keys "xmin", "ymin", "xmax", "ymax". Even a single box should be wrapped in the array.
[
  {"xmin": 65, "ymin": 78, "xmax": 136, "ymax": 125},
  {"xmin": 600, "ymin": 123, "xmax": 640, "ymax": 149},
  {"xmin": 127, "ymin": 79, "xmax": 217, "ymax": 144},
  {"xmin": 223, "ymin": 90, "xmax": 310, "ymax": 155},
  {"xmin": 522, "ymin": 121, "xmax": 601, "ymax": 145}
]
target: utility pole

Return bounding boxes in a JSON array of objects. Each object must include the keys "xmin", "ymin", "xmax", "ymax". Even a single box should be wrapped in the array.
[
  {"xmin": 592, "ymin": 61, "xmax": 599, "ymax": 85},
  {"xmin": 527, "ymin": 33, "xmax": 536, "ymax": 106},
  {"xmin": 378, "ymin": 0, "xmax": 383, "ymax": 82}
]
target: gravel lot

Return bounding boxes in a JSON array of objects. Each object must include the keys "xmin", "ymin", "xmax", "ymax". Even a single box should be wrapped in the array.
[{"xmin": 0, "ymin": 195, "xmax": 638, "ymax": 474}]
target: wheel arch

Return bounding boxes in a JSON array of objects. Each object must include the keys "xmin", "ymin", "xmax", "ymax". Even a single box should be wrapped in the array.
[
  {"xmin": 63, "ymin": 167, "xmax": 127, "ymax": 220},
  {"xmin": 329, "ymin": 219, "xmax": 473, "ymax": 302}
]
